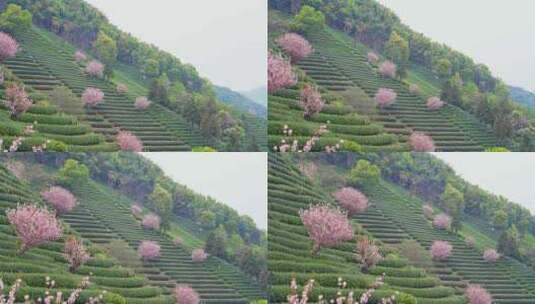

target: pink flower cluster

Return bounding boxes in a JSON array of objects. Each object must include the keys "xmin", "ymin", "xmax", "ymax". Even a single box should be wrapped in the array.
[
  {"xmin": 117, "ymin": 131, "xmax": 143, "ymax": 152},
  {"xmin": 5, "ymin": 83, "xmax": 32, "ymax": 117},
  {"xmin": 483, "ymin": 249, "xmax": 500, "ymax": 263},
  {"xmin": 379, "ymin": 61, "xmax": 397, "ymax": 78},
  {"xmin": 427, "ymin": 96, "xmax": 445, "ymax": 110},
  {"xmin": 142, "ymin": 213, "xmax": 161, "ymax": 230},
  {"xmin": 138, "ymin": 240, "xmax": 161, "ymax": 261},
  {"xmin": 192, "ymin": 248, "xmax": 208, "ymax": 263},
  {"xmin": 74, "ymin": 50, "xmax": 87, "ymax": 63},
  {"xmin": 433, "ymin": 213, "xmax": 451, "ymax": 230},
  {"xmin": 131, "ymin": 204, "xmax": 143, "ymax": 217},
  {"xmin": 82, "ymin": 87, "xmax": 104, "ymax": 107},
  {"xmin": 135, "ymin": 97, "xmax": 152, "ymax": 110},
  {"xmin": 465, "ymin": 285, "xmax": 492, "ymax": 304},
  {"xmin": 299, "ymin": 84, "xmax": 324, "ymax": 118},
  {"xmin": 367, "ymin": 52, "xmax": 379, "ymax": 64},
  {"xmin": 275, "ymin": 124, "xmax": 330, "ymax": 153},
  {"xmin": 332, "ymin": 187, "xmax": 369, "ymax": 216},
  {"xmin": 268, "ymin": 52, "xmax": 297, "ymax": 93},
  {"xmin": 85, "ymin": 60, "xmax": 104, "ymax": 78},
  {"xmin": 430, "ymin": 240, "xmax": 453, "ymax": 261},
  {"xmin": 299, "ymin": 204, "xmax": 354, "ymax": 254},
  {"xmin": 174, "ymin": 284, "xmax": 200, "ymax": 304},
  {"xmin": 375, "ymin": 88, "xmax": 397, "ymax": 108},
  {"xmin": 64, "ymin": 236, "xmax": 91, "ymax": 272},
  {"xmin": 0, "ymin": 31, "xmax": 19, "ymax": 61},
  {"xmin": 6, "ymin": 204, "xmax": 63, "ymax": 253},
  {"xmin": 409, "ymin": 132, "xmax": 435, "ymax": 152},
  {"xmin": 41, "ymin": 186, "xmax": 78, "ymax": 214},
  {"xmin": 276, "ymin": 33, "xmax": 313, "ymax": 63},
  {"xmin": 356, "ymin": 237, "xmax": 382, "ymax": 271}
]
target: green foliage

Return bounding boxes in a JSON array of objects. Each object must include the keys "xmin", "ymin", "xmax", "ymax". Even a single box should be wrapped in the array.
[
  {"xmin": 57, "ymin": 159, "xmax": 89, "ymax": 187},
  {"xmin": 441, "ymin": 73, "xmax": 463, "ymax": 105},
  {"xmin": 205, "ymin": 225, "xmax": 228, "ymax": 258},
  {"xmin": 102, "ymin": 293, "xmax": 127, "ymax": 304},
  {"xmin": 291, "ymin": 5, "xmax": 325, "ymax": 34},
  {"xmin": 348, "ymin": 160, "xmax": 380, "ymax": 187},
  {"xmin": 93, "ymin": 31, "xmax": 117, "ymax": 78},
  {"xmin": 397, "ymin": 293, "xmax": 417, "ymax": 304},
  {"xmin": 0, "ymin": 4, "xmax": 32, "ymax": 32},
  {"xmin": 498, "ymin": 225, "xmax": 520, "ymax": 258},
  {"xmin": 384, "ymin": 31, "xmax": 409, "ymax": 77},
  {"xmin": 149, "ymin": 184, "xmax": 173, "ymax": 231},
  {"xmin": 434, "ymin": 58, "xmax": 452, "ymax": 79},
  {"xmin": 199, "ymin": 210, "xmax": 216, "ymax": 229},
  {"xmin": 192, "ymin": 146, "xmax": 217, "ymax": 152},
  {"xmin": 440, "ymin": 183, "xmax": 464, "ymax": 232},
  {"xmin": 485, "ymin": 147, "xmax": 510, "ymax": 152}
]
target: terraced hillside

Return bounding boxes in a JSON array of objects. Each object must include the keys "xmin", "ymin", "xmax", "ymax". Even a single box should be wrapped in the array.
[
  {"xmin": 0, "ymin": 164, "xmax": 173, "ymax": 303},
  {"xmin": 267, "ymin": 154, "xmax": 465, "ymax": 303}
]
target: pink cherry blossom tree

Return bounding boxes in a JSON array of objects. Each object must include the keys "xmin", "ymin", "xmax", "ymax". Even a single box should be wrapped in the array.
[
  {"xmin": 142, "ymin": 213, "xmax": 160, "ymax": 230},
  {"xmin": 356, "ymin": 236, "xmax": 382, "ymax": 272},
  {"xmin": 135, "ymin": 97, "xmax": 152, "ymax": 110},
  {"xmin": 374, "ymin": 88, "xmax": 397, "ymax": 108},
  {"xmin": 74, "ymin": 50, "xmax": 87, "ymax": 63},
  {"xmin": 433, "ymin": 213, "xmax": 451, "ymax": 230},
  {"xmin": 64, "ymin": 235, "xmax": 91, "ymax": 272},
  {"xmin": 40, "ymin": 186, "xmax": 78, "ymax": 214},
  {"xmin": 379, "ymin": 61, "xmax": 397, "ymax": 78},
  {"xmin": 423, "ymin": 204, "xmax": 434, "ymax": 220},
  {"xmin": 465, "ymin": 285, "xmax": 492, "ymax": 304},
  {"xmin": 276, "ymin": 33, "xmax": 313, "ymax": 63},
  {"xmin": 192, "ymin": 248, "xmax": 208, "ymax": 263},
  {"xmin": 6, "ymin": 204, "xmax": 63, "ymax": 254},
  {"xmin": 332, "ymin": 187, "xmax": 369, "ymax": 216},
  {"xmin": 117, "ymin": 131, "xmax": 143, "ymax": 152},
  {"xmin": 116, "ymin": 83, "xmax": 128, "ymax": 94},
  {"xmin": 483, "ymin": 249, "xmax": 500, "ymax": 263},
  {"xmin": 427, "ymin": 96, "xmax": 445, "ymax": 111},
  {"xmin": 82, "ymin": 87, "xmax": 104, "ymax": 107},
  {"xmin": 299, "ymin": 204, "xmax": 354, "ymax": 255},
  {"xmin": 174, "ymin": 284, "xmax": 200, "ymax": 304},
  {"xmin": 300, "ymin": 84, "xmax": 325, "ymax": 119},
  {"xmin": 138, "ymin": 240, "xmax": 161, "ymax": 261},
  {"xmin": 367, "ymin": 52, "xmax": 379, "ymax": 64},
  {"xmin": 430, "ymin": 240, "xmax": 453, "ymax": 261},
  {"xmin": 268, "ymin": 52, "xmax": 297, "ymax": 93},
  {"xmin": 409, "ymin": 132, "xmax": 436, "ymax": 152},
  {"xmin": 409, "ymin": 84, "xmax": 421, "ymax": 95},
  {"xmin": 85, "ymin": 60, "xmax": 104, "ymax": 78},
  {"xmin": 131, "ymin": 204, "xmax": 143, "ymax": 217},
  {"xmin": 5, "ymin": 83, "xmax": 32, "ymax": 118},
  {"xmin": 0, "ymin": 32, "xmax": 19, "ymax": 61}
]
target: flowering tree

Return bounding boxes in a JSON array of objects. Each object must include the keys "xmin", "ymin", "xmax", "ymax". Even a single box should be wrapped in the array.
[
  {"xmin": 367, "ymin": 52, "xmax": 379, "ymax": 64},
  {"xmin": 409, "ymin": 132, "xmax": 436, "ymax": 152},
  {"xmin": 85, "ymin": 60, "xmax": 104, "ymax": 78},
  {"xmin": 332, "ymin": 187, "xmax": 368, "ymax": 216},
  {"xmin": 483, "ymin": 249, "xmax": 500, "ymax": 263},
  {"xmin": 173, "ymin": 236, "xmax": 183, "ymax": 246},
  {"xmin": 409, "ymin": 84, "xmax": 421, "ymax": 95},
  {"xmin": 465, "ymin": 285, "xmax": 492, "ymax": 304},
  {"xmin": 268, "ymin": 52, "xmax": 297, "ymax": 93},
  {"xmin": 465, "ymin": 236, "xmax": 476, "ymax": 248},
  {"xmin": 423, "ymin": 204, "xmax": 434, "ymax": 220},
  {"xmin": 379, "ymin": 61, "xmax": 397, "ymax": 78},
  {"xmin": 0, "ymin": 32, "xmax": 19, "ymax": 61},
  {"xmin": 6, "ymin": 204, "xmax": 63, "ymax": 254},
  {"xmin": 374, "ymin": 88, "xmax": 397, "ymax": 108},
  {"xmin": 427, "ymin": 96, "xmax": 445, "ymax": 110},
  {"xmin": 138, "ymin": 240, "xmax": 161, "ymax": 261},
  {"xmin": 135, "ymin": 97, "xmax": 152, "ymax": 110},
  {"xmin": 274, "ymin": 124, "xmax": 339, "ymax": 153},
  {"xmin": 356, "ymin": 236, "xmax": 382, "ymax": 272},
  {"xmin": 300, "ymin": 84, "xmax": 324, "ymax": 119},
  {"xmin": 192, "ymin": 248, "xmax": 208, "ymax": 263},
  {"xmin": 299, "ymin": 204, "xmax": 354, "ymax": 255},
  {"xmin": 430, "ymin": 240, "xmax": 453, "ymax": 261},
  {"xmin": 82, "ymin": 87, "xmax": 104, "ymax": 107},
  {"xmin": 5, "ymin": 83, "xmax": 32, "ymax": 118},
  {"xmin": 40, "ymin": 186, "xmax": 78, "ymax": 214},
  {"xmin": 64, "ymin": 235, "xmax": 91, "ymax": 272},
  {"xmin": 117, "ymin": 131, "xmax": 143, "ymax": 152},
  {"xmin": 116, "ymin": 83, "xmax": 128, "ymax": 94},
  {"xmin": 174, "ymin": 284, "xmax": 200, "ymax": 304},
  {"xmin": 131, "ymin": 204, "xmax": 143, "ymax": 217},
  {"xmin": 142, "ymin": 213, "xmax": 161, "ymax": 230},
  {"xmin": 433, "ymin": 213, "xmax": 451, "ymax": 230},
  {"xmin": 74, "ymin": 50, "xmax": 87, "ymax": 63},
  {"xmin": 276, "ymin": 33, "xmax": 313, "ymax": 63}
]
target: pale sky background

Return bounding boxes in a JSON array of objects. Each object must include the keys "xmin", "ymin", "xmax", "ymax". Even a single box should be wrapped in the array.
[
  {"xmin": 433, "ymin": 153, "xmax": 535, "ymax": 215},
  {"xmin": 141, "ymin": 153, "xmax": 267, "ymax": 230},
  {"xmin": 85, "ymin": 0, "xmax": 267, "ymax": 92},
  {"xmin": 379, "ymin": 0, "xmax": 535, "ymax": 92}
]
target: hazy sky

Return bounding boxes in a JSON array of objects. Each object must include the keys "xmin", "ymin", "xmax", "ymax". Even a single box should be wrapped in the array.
[
  {"xmin": 379, "ymin": 0, "xmax": 535, "ymax": 92},
  {"xmin": 433, "ymin": 153, "xmax": 535, "ymax": 214},
  {"xmin": 141, "ymin": 153, "xmax": 267, "ymax": 230},
  {"xmin": 85, "ymin": 0, "xmax": 267, "ymax": 91}
]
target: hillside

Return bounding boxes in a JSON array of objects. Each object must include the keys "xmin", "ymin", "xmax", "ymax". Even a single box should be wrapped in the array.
[
  {"xmin": 215, "ymin": 86, "xmax": 267, "ymax": 118},
  {"xmin": 510, "ymin": 86, "xmax": 535, "ymax": 109},
  {"xmin": 240, "ymin": 87, "xmax": 268, "ymax": 108},
  {"xmin": 0, "ymin": 154, "xmax": 266, "ymax": 303},
  {"xmin": 268, "ymin": 153, "xmax": 535, "ymax": 303},
  {"xmin": 0, "ymin": 1, "xmax": 266, "ymax": 152}
]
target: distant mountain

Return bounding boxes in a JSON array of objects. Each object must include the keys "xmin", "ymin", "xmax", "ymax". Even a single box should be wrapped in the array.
[
  {"xmin": 215, "ymin": 86, "xmax": 267, "ymax": 118},
  {"xmin": 509, "ymin": 86, "xmax": 535, "ymax": 108},
  {"xmin": 240, "ymin": 86, "xmax": 268, "ymax": 107}
]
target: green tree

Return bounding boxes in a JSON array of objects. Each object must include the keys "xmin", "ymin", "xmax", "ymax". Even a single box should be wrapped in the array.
[
  {"xmin": 149, "ymin": 74, "xmax": 171, "ymax": 103},
  {"xmin": 497, "ymin": 225, "xmax": 520, "ymax": 258},
  {"xmin": 143, "ymin": 58, "xmax": 160, "ymax": 78},
  {"xmin": 200, "ymin": 98, "xmax": 221, "ymax": 144},
  {"xmin": 149, "ymin": 184, "xmax": 173, "ymax": 231},
  {"xmin": 348, "ymin": 160, "xmax": 381, "ymax": 187},
  {"xmin": 441, "ymin": 73, "xmax": 463, "ymax": 105},
  {"xmin": 57, "ymin": 159, "xmax": 89, "ymax": 188},
  {"xmin": 0, "ymin": 4, "xmax": 32, "ymax": 33},
  {"xmin": 205, "ymin": 226, "xmax": 228, "ymax": 258},
  {"xmin": 384, "ymin": 31, "xmax": 410, "ymax": 77},
  {"xmin": 291, "ymin": 5, "xmax": 325, "ymax": 34},
  {"xmin": 441, "ymin": 183, "xmax": 464, "ymax": 232},
  {"xmin": 493, "ymin": 210, "xmax": 508, "ymax": 230},
  {"xmin": 199, "ymin": 210, "xmax": 216, "ymax": 229},
  {"xmin": 435, "ymin": 58, "xmax": 452, "ymax": 79},
  {"xmin": 93, "ymin": 31, "xmax": 117, "ymax": 78}
]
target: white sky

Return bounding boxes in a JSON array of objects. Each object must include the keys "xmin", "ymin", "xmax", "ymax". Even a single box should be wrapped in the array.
[
  {"xmin": 141, "ymin": 153, "xmax": 267, "ymax": 230},
  {"xmin": 379, "ymin": 0, "xmax": 535, "ymax": 92},
  {"xmin": 433, "ymin": 153, "xmax": 535, "ymax": 215},
  {"xmin": 85, "ymin": 0, "xmax": 267, "ymax": 92}
]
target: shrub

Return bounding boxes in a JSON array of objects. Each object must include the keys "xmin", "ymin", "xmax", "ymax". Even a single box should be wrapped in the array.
[
  {"xmin": 367, "ymin": 52, "xmax": 379, "ymax": 64},
  {"xmin": 81, "ymin": 87, "xmax": 104, "ymax": 107},
  {"xmin": 173, "ymin": 236, "xmax": 183, "ymax": 246},
  {"xmin": 348, "ymin": 160, "xmax": 380, "ymax": 187},
  {"xmin": 268, "ymin": 51, "xmax": 297, "ymax": 93},
  {"xmin": 64, "ymin": 235, "xmax": 91, "ymax": 272},
  {"xmin": 174, "ymin": 284, "xmax": 200, "ymax": 304},
  {"xmin": 300, "ymin": 84, "xmax": 324, "ymax": 119},
  {"xmin": 85, "ymin": 60, "xmax": 104, "ymax": 78},
  {"xmin": 57, "ymin": 159, "xmax": 89, "ymax": 187},
  {"xmin": 142, "ymin": 213, "xmax": 160, "ymax": 230},
  {"xmin": 138, "ymin": 240, "xmax": 161, "ymax": 261},
  {"xmin": 116, "ymin": 83, "xmax": 128, "ymax": 94},
  {"xmin": 465, "ymin": 236, "xmax": 475, "ymax": 248},
  {"xmin": 430, "ymin": 241, "xmax": 452, "ymax": 261},
  {"xmin": 426, "ymin": 96, "xmax": 445, "ymax": 110},
  {"xmin": 332, "ymin": 187, "xmax": 368, "ymax": 216},
  {"xmin": 74, "ymin": 50, "xmax": 87, "ymax": 63},
  {"xmin": 379, "ymin": 61, "xmax": 396, "ymax": 78},
  {"xmin": 276, "ymin": 33, "xmax": 313, "ymax": 63},
  {"xmin": 423, "ymin": 204, "xmax": 434, "ymax": 220},
  {"xmin": 116, "ymin": 131, "xmax": 143, "ymax": 152},
  {"xmin": 409, "ymin": 84, "xmax": 421, "ymax": 95},
  {"xmin": 356, "ymin": 236, "xmax": 382, "ymax": 272},
  {"xmin": 0, "ymin": 31, "xmax": 18, "ymax": 61},
  {"xmin": 5, "ymin": 83, "xmax": 32, "ymax": 118},
  {"xmin": 409, "ymin": 132, "xmax": 435, "ymax": 152},
  {"xmin": 191, "ymin": 248, "xmax": 208, "ymax": 263},
  {"xmin": 465, "ymin": 285, "xmax": 492, "ymax": 304},
  {"xmin": 299, "ymin": 204, "xmax": 353, "ymax": 255},
  {"xmin": 483, "ymin": 249, "xmax": 500, "ymax": 263},
  {"xmin": 6, "ymin": 204, "xmax": 63, "ymax": 254},
  {"xmin": 433, "ymin": 214, "xmax": 451, "ymax": 230},
  {"xmin": 135, "ymin": 97, "xmax": 151, "ymax": 110},
  {"xmin": 374, "ymin": 88, "xmax": 397, "ymax": 108},
  {"xmin": 40, "ymin": 186, "xmax": 77, "ymax": 214}
]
